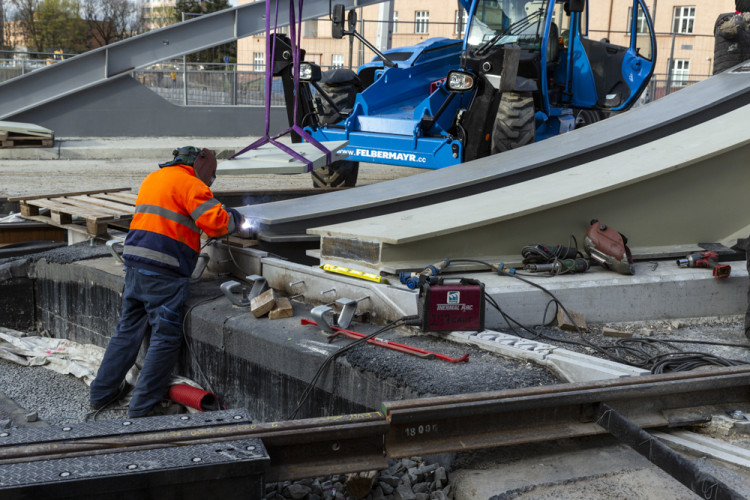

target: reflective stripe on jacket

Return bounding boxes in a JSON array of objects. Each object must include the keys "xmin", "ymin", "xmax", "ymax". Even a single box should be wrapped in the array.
[{"xmin": 123, "ymin": 164, "xmax": 231, "ymax": 277}]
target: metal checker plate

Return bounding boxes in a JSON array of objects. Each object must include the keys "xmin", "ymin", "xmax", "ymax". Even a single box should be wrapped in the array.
[
  {"xmin": 0, "ymin": 438, "xmax": 268, "ymax": 488},
  {"xmin": 0, "ymin": 409, "xmax": 251, "ymax": 447}
]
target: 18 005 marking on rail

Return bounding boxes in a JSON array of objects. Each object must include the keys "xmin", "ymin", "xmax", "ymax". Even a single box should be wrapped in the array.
[{"xmin": 404, "ymin": 423, "xmax": 439, "ymax": 438}]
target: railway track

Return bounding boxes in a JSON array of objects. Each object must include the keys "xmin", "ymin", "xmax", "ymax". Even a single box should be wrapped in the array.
[{"xmin": 2, "ymin": 366, "xmax": 750, "ymax": 495}]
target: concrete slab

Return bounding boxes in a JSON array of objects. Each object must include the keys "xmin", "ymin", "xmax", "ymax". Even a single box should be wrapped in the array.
[
  {"xmin": 0, "ymin": 121, "xmax": 53, "ymax": 137},
  {"xmin": 309, "ymin": 104, "xmax": 750, "ymax": 272},
  {"xmin": 450, "ymin": 436, "xmax": 733, "ymax": 499},
  {"xmin": 217, "ymin": 141, "xmax": 348, "ymax": 176},
  {"xmin": 223, "ymin": 246, "xmax": 749, "ymax": 327}
]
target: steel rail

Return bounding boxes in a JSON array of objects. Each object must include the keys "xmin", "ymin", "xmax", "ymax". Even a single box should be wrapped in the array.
[
  {"xmin": 2, "ymin": 367, "xmax": 750, "ymax": 482},
  {"xmin": 595, "ymin": 403, "xmax": 747, "ymax": 500},
  {"xmin": 382, "ymin": 365, "xmax": 750, "ymax": 457},
  {"xmin": 0, "ymin": 412, "xmax": 388, "ymax": 483}
]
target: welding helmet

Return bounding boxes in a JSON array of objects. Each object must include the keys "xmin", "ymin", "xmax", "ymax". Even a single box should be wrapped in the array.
[{"xmin": 193, "ymin": 148, "xmax": 218, "ymax": 187}]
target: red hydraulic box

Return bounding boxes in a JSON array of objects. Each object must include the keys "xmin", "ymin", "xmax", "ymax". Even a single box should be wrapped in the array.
[{"xmin": 418, "ymin": 278, "xmax": 485, "ymax": 332}]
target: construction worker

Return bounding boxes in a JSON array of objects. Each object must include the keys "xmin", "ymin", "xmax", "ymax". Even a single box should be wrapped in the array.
[
  {"xmin": 713, "ymin": 0, "xmax": 750, "ymax": 75},
  {"xmin": 90, "ymin": 146, "xmax": 243, "ymax": 417}
]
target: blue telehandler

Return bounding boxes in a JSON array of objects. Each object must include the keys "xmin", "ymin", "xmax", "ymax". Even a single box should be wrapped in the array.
[{"xmin": 275, "ymin": 0, "xmax": 656, "ymax": 186}]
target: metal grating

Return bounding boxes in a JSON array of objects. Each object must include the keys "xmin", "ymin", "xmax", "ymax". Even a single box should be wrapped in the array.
[
  {"xmin": 0, "ymin": 409, "xmax": 251, "ymax": 447},
  {"xmin": 0, "ymin": 438, "xmax": 267, "ymax": 488}
]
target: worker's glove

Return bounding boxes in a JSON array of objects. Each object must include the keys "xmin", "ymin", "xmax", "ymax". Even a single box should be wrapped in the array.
[{"xmin": 225, "ymin": 207, "xmax": 243, "ymax": 235}]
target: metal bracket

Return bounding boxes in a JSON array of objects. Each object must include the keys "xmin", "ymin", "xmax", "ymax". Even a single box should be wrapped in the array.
[
  {"xmin": 335, "ymin": 298, "xmax": 358, "ymax": 329},
  {"xmin": 334, "ymin": 297, "xmax": 370, "ymax": 329},
  {"xmin": 245, "ymin": 274, "xmax": 269, "ymax": 298},
  {"xmin": 220, "ymin": 281, "xmax": 252, "ymax": 307},
  {"xmin": 190, "ymin": 253, "xmax": 210, "ymax": 281},
  {"xmin": 106, "ymin": 239, "xmax": 124, "ymax": 264},
  {"xmin": 220, "ymin": 275, "xmax": 269, "ymax": 307},
  {"xmin": 310, "ymin": 305, "xmax": 336, "ymax": 333}
]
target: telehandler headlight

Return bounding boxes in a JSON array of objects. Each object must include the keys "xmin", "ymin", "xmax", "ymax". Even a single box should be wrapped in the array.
[
  {"xmin": 297, "ymin": 62, "xmax": 322, "ymax": 82},
  {"xmin": 446, "ymin": 71, "xmax": 475, "ymax": 92}
]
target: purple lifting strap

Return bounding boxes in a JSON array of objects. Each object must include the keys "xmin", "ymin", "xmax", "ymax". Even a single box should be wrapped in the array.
[{"xmin": 231, "ymin": 0, "xmax": 332, "ymax": 171}]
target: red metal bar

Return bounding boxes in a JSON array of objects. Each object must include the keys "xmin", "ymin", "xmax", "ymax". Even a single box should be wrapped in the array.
[{"xmin": 301, "ymin": 319, "xmax": 469, "ymax": 363}]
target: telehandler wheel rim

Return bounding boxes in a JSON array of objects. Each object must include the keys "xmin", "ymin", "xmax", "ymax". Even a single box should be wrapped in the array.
[{"xmin": 573, "ymin": 109, "xmax": 602, "ymax": 128}]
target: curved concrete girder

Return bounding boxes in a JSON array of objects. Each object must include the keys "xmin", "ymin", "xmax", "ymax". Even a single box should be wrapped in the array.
[
  {"xmin": 309, "ymin": 103, "xmax": 750, "ymax": 273},
  {"xmin": 242, "ymin": 65, "xmax": 750, "ymax": 241},
  {"xmin": 0, "ymin": 0, "xmax": 384, "ymax": 121}
]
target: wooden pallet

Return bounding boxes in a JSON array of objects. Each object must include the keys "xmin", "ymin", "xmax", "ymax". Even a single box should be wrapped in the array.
[
  {"xmin": 8, "ymin": 188, "xmax": 137, "ymax": 237},
  {"xmin": 0, "ymin": 130, "xmax": 55, "ymax": 149}
]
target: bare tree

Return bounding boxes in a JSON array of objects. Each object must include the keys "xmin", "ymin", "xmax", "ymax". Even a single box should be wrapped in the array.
[
  {"xmin": 1, "ymin": 0, "xmax": 5, "ymax": 49},
  {"xmin": 9, "ymin": 0, "xmax": 41, "ymax": 52},
  {"xmin": 8, "ymin": 0, "xmax": 87, "ymax": 53},
  {"xmin": 81, "ymin": 0, "xmax": 139, "ymax": 46}
]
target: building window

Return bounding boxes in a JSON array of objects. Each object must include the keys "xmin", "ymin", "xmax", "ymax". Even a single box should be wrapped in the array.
[
  {"xmin": 455, "ymin": 10, "xmax": 468, "ymax": 35},
  {"xmin": 253, "ymin": 52, "xmax": 264, "ymax": 72},
  {"xmin": 415, "ymin": 11, "xmax": 429, "ymax": 34},
  {"xmin": 671, "ymin": 59, "xmax": 690, "ymax": 86},
  {"xmin": 672, "ymin": 6, "xmax": 695, "ymax": 34},
  {"xmin": 332, "ymin": 54, "xmax": 344, "ymax": 68},
  {"xmin": 393, "ymin": 11, "xmax": 398, "ymax": 33},
  {"xmin": 305, "ymin": 19, "xmax": 318, "ymax": 38},
  {"xmin": 627, "ymin": 6, "xmax": 648, "ymax": 34}
]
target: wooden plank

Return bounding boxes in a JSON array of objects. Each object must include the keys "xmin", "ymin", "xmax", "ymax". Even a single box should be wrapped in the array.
[
  {"xmin": 90, "ymin": 192, "xmax": 138, "ymax": 204},
  {"xmin": 67, "ymin": 195, "xmax": 136, "ymax": 214},
  {"xmin": 0, "ymin": 224, "xmax": 66, "ymax": 245},
  {"xmin": 43, "ymin": 197, "xmax": 130, "ymax": 218},
  {"xmin": 43, "ymin": 198, "xmax": 122, "ymax": 218},
  {"xmin": 1, "ymin": 137, "xmax": 54, "ymax": 149},
  {"xmin": 23, "ymin": 198, "xmax": 113, "ymax": 220},
  {"xmin": 8, "ymin": 188, "xmax": 131, "ymax": 202},
  {"xmin": 52, "ymin": 211, "xmax": 73, "ymax": 225},
  {"xmin": 227, "ymin": 235, "xmax": 258, "ymax": 248},
  {"xmin": 21, "ymin": 215, "xmax": 91, "ymax": 237},
  {"xmin": 86, "ymin": 220, "xmax": 108, "ymax": 237},
  {"xmin": 19, "ymin": 203, "xmax": 39, "ymax": 217}
]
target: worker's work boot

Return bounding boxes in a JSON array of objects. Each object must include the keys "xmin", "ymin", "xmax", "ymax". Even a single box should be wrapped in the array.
[{"xmin": 90, "ymin": 380, "xmax": 131, "ymax": 411}]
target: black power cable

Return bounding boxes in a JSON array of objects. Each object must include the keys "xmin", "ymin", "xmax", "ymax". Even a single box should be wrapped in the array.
[
  {"xmin": 287, "ymin": 316, "xmax": 414, "ymax": 420},
  {"xmin": 447, "ymin": 258, "xmax": 749, "ymax": 374}
]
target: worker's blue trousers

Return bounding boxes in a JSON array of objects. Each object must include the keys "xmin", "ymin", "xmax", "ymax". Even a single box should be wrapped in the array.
[{"xmin": 90, "ymin": 267, "xmax": 190, "ymax": 417}]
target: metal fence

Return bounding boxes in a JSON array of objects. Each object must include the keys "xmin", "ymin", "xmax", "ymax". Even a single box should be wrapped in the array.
[
  {"xmin": 133, "ymin": 62, "xmax": 286, "ymax": 107},
  {"xmin": 0, "ymin": 28, "xmax": 723, "ymax": 107}
]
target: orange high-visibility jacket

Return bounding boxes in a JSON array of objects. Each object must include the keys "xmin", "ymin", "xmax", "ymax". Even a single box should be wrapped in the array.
[{"xmin": 123, "ymin": 164, "xmax": 234, "ymax": 277}]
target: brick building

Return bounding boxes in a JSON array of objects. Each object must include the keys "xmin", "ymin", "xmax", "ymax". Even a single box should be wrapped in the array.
[{"xmin": 236, "ymin": 0, "xmax": 737, "ymax": 91}]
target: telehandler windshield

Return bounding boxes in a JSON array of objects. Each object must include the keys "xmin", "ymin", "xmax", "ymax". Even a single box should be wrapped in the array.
[{"xmin": 466, "ymin": 0, "xmax": 549, "ymax": 50}]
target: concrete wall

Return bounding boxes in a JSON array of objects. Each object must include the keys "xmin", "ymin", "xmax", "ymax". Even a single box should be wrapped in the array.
[
  {"xmin": 0, "ymin": 256, "xmax": 420, "ymax": 422},
  {"xmin": 8, "ymin": 76, "xmax": 289, "ymax": 138}
]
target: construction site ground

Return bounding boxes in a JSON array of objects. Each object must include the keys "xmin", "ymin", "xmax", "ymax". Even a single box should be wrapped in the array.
[{"xmin": 3, "ymin": 138, "xmax": 750, "ymax": 499}]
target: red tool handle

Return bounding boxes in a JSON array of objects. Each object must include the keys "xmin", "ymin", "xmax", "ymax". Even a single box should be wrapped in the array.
[{"xmin": 301, "ymin": 319, "xmax": 469, "ymax": 363}]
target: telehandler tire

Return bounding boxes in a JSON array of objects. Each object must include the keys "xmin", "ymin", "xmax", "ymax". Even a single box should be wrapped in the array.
[
  {"xmin": 491, "ymin": 92, "xmax": 535, "ymax": 154},
  {"xmin": 311, "ymin": 160, "xmax": 359, "ymax": 188},
  {"xmin": 573, "ymin": 109, "xmax": 602, "ymax": 128}
]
